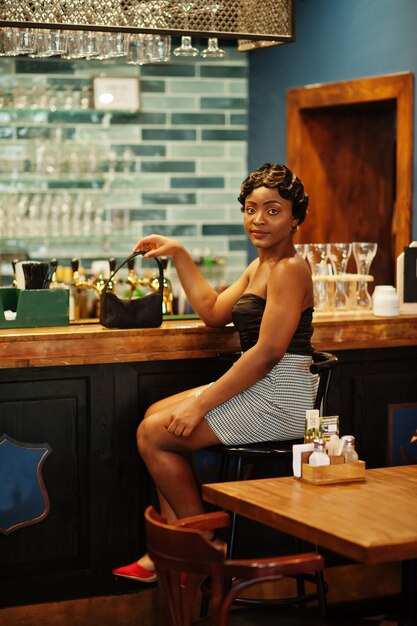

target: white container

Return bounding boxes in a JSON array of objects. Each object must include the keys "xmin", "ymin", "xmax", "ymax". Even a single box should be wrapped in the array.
[
  {"xmin": 308, "ymin": 438, "xmax": 330, "ymax": 466},
  {"xmin": 292, "ymin": 442, "xmax": 314, "ymax": 478},
  {"xmin": 372, "ymin": 285, "xmax": 400, "ymax": 317}
]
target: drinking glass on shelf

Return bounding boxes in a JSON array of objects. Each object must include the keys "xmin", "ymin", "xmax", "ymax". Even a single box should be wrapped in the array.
[
  {"xmin": 174, "ymin": 35, "xmax": 199, "ymax": 57},
  {"xmin": 63, "ymin": 30, "xmax": 88, "ymax": 59},
  {"xmin": 201, "ymin": 3, "xmax": 225, "ymax": 58},
  {"xmin": 40, "ymin": 193, "xmax": 52, "ymax": 236},
  {"xmin": 127, "ymin": 33, "xmax": 171, "ymax": 64},
  {"xmin": 13, "ymin": 28, "xmax": 36, "ymax": 55},
  {"xmin": 122, "ymin": 148, "xmax": 135, "ymax": 176},
  {"xmin": 0, "ymin": 29, "xmax": 7, "ymax": 57},
  {"xmin": 306, "ymin": 243, "xmax": 329, "ymax": 311},
  {"xmin": 83, "ymin": 31, "xmax": 100, "ymax": 59},
  {"xmin": 174, "ymin": 2, "xmax": 199, "ymax": 57},
  {"xmin": 2, "ymin": 28, "xmax": 19, "ymax": 56},
  {"xmin": 152, "ymin": 35, "xmax": 171, "ymax": 62},
  {"xmin": 127, "ymin": 34, "xmax": 152, "ymax": 65},
  {"xmin": 30, "ymin": 29, "xmax": 67, "ymax": 57},
  {"xmin": 12, "ymin": 84, "xmax": 29, "ymax": 109},
  {"xmin": 109, "ymin": 32, "xmax": 129, "ymax": 58},
  {"xmin": 92, "ymin": 32, "xmax": 128, "ymax": 60},
  {"xmin": 201, "ymin": 38, "xmax": 225, "ymax": 57},
  {"xmin": 352, "ymin": 241, "xmax": 378, "ymax": 309},
  {"xmin": 328, "ymin": 242, "xmax": 352, "ymax": 310},
  {"xmin": 48, "ymin": 30, "xmax": 68, "ymax": 56},
  {"xmin": 294, "ymin": 243, "xmax": 307, "ymax": 258},
  {"xmin": 79, "ymin": 85, "xmax": 92, "ymax": 110}
]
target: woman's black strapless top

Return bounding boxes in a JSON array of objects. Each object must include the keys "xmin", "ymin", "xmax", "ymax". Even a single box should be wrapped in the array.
[{"xmin": 231, "ymin": 293, "xmax": 314, "ymax": 355}]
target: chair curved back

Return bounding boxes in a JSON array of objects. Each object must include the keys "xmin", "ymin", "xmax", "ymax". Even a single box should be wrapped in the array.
[{"xmin": 144, "ymin": 505, "xmax": 325, "ymax": 626}]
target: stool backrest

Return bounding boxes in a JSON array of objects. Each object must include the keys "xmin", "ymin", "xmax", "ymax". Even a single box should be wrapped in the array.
[{"xmin": 310, "ymin": 351, "xmax": 339, "ymax": 415}]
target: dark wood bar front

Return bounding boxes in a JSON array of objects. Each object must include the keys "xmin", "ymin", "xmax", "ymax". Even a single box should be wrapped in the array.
[{"xmin": 1, "ymin": 315, "xmax": 417, "ymax": 607}]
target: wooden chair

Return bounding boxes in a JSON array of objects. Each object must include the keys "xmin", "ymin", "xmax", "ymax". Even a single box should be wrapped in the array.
[{"xmin": 145, "ymin": 505, "xmax": 329, "ymax": 626}]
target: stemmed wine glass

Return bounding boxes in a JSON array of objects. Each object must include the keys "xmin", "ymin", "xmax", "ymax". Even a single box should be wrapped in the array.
[
  {"xmin": 352, "ymin": 242, "xmax": 378, "ymax": 309},
  {"xmin": 174, "ymin": 1, "xmax": 199, "ymax": 57},
  {"xmin": 305, "ymin": 243, "xmax": 329, "ymax": 311},
  {"xmin": 328, "ymin": 243, "xmax": 352, "ymax": 310},
  {"xmin": 201, "ymin": 3, "xmax": 225, "ymax": 58},
  {"xmin": 294, "ymin": 243, "xmax": 307, "ymax": 258}
]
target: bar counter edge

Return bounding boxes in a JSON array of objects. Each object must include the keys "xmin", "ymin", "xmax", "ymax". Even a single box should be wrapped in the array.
[{"xmin": 1, "ymin": 313, "xmax": 417, "ymax": 369}]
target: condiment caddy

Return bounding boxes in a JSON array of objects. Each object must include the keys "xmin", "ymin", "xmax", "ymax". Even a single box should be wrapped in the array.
[
  {"xmin": 300, "ymin": 453, "xmax": 366, "ymax": 485},
  {"xmin": 294, "ymin": 433, "xmax": 366, "ymax": 485}
]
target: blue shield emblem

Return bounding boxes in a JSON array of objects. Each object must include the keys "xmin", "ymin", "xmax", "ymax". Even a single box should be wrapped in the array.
[{"xmin": 0, "ymin": 434, "xmax": 52, "ymax": 535}]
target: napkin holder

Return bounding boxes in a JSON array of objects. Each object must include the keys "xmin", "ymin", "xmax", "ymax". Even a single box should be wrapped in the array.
[
  {"xmin": 0, "ymin": 287, "xmax": 69, "ymax": 328},
  {"xmin": 397, "ymin": 242, "xmax": 417, "ymax": 314},
  {"xmin": 298, "ymin": 451, "xmax": 366, "ymax": 484}
]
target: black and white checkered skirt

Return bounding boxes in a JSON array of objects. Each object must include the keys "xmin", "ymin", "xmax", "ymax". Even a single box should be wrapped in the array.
[{"xmin": 204, "ymin": 353, "xmax": 318, "ymax": 445}]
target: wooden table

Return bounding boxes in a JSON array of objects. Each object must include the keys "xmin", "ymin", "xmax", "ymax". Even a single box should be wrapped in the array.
[{"xmin": 203, "ymin": 465, "xmax": 417, "ymax": 624}]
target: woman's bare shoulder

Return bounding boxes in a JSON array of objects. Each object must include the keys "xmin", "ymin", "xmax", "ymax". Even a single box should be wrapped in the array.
[
  {"xmin": 243, "ymin": 257, "xmax": 259, "ymax": 278},
  {"xmin": 273, "ymin": 254, "xmax": 309, "ymax": 277}
]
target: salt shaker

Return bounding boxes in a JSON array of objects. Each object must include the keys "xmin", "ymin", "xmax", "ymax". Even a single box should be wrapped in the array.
[
  {"xmin": 342, "ymin": 435, "xmax": 359, "ymax": 463},
  {"xmin": 308, "ymin": 438, "xmax": 330, "ymax": 466}
]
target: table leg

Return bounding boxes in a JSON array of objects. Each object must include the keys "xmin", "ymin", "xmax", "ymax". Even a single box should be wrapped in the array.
[{"xmin": 399, "ymin": 559, "xmax": 417, "ymax": 626}]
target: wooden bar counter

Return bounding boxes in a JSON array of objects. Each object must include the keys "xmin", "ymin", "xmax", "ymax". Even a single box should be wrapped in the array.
[
  {"xmin": 1, "ymin": 313, "xmax": 417, "ymax": 608},
  {"xmin": 0, "ymin": 312, "xmax": 416, "ymax": 369}
]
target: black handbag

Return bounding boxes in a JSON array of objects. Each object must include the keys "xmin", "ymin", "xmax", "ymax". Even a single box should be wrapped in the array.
[{"xmin": 99, "ymin": 251, "xmax": 164, "ymax": 329}]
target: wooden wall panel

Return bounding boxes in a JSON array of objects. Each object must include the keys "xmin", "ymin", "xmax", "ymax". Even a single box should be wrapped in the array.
[{"xmin": 287, "ymin": 72, "xmax": 414, "ymax": 285}]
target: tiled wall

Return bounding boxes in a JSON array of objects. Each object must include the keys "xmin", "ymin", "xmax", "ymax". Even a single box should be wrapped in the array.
[{"xmin": 0, "ymin": 46, "xmax": 248, "ymax": 288}]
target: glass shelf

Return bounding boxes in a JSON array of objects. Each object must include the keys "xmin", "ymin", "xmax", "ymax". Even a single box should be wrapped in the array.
[
  {"xmin": 0, "ymin": 233, "xmax": 135, "ymax": 243},
  {"xmin": 0, "ymin": 175, "xmax": 138, "ymax": 190},
  {"xmin": 0, "ymin": 107, "xmax": 138, "ymax": 116}
]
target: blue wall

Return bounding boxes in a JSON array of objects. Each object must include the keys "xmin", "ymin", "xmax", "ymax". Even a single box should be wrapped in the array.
[{"xmin": 248, "ymin": 0, "xmax": 417, "ymax": 239}]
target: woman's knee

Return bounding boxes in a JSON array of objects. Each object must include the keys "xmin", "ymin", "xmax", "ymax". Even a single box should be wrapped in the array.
[
  {"xmin": 143, "ymin": 403, "xmax": 158, "ymax": 419},
  {"xmin": 137, "ymin": 419, "xmax": 153, "ymax": 457},
  {"xmin": 137, "ymin": 415, "xmax": 167, "ymax": 458}
]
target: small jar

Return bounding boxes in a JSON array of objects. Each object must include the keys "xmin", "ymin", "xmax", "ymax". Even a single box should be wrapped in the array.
[
  {"xmin": 309, "ymin": 438, "xmax": 330, "ymax": 466},
  {"xmin": 372, "ymin": 285, "xmax": 400, "ymax": 317},
  {"xmin": 342, "ymin": 435, "xmax": 359, "ymax": 463}
]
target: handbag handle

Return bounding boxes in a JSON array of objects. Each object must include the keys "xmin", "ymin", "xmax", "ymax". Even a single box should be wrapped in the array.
[{"xmin": 102, "ymin": 251, "xmax": 164, "ymax": 296}]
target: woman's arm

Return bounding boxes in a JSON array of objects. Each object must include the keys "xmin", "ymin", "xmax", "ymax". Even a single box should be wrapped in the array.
[{"xmin": 133, "ymin": 234, "xmax": 251, "ymax": 327}]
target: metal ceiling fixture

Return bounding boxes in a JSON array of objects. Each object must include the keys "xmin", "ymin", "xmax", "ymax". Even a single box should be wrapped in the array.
[{"xmin": 0, "ymin": 1, "xmax": 294, "ymax": 46}]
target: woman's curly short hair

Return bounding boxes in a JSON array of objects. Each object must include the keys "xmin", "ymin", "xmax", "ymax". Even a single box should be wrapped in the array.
[{"xmin": 238, "ymin": 163, "xmax": 309, "ymax": 224}]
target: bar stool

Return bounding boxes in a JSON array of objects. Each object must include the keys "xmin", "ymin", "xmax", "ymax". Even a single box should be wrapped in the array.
[
  {"xmin": 201, "ymin": 350, "xmax": 339, "ymax": 615},
  {"xmin": 207, "ymin": 351, "xmax": 338, "ymax": 499}
]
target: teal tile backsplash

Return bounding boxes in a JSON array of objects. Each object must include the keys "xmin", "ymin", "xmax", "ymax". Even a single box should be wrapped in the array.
[
  {"xmin": 0, "ymin": 47, "xmax": 248, "ymax": 288},
  {"xmin": 139, "ymin": 64, "xmax": 196, "ymax": 77},
  {"xmin": 142, "ymin": 128, "xmax": 197, "ymax": 141},
  {"xmin": 170, "ymin": 177, "xmax": 224, "ymax": 189},
  {"xmin": 201, "ymin": 97, "xmax": 247, "ymax": 109},
  {"xmin": 141, "ymin": 161, "xmax": 195, "ymax": 173},
  {"xmin": 142, "ymin": 192, "xmax": 196, "ymax": 205},
  {"xmin": 171, "ymin": 113, "xmax": 225, "ymax": 125}
]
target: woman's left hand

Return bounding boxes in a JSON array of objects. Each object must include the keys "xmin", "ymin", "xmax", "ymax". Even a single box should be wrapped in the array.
[{"xmin": 164, "ymin": 396, "xmax": 205, "ymax": 438}]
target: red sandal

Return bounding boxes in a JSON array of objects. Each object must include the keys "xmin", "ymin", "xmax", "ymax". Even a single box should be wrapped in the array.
[{"xmin": 112, "ymin": 561, "xmax": 157, "ymax": 583}]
